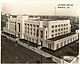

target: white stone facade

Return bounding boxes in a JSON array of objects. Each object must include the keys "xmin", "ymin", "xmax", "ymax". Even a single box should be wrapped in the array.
[{"xmin": 3, "ymin": 15, "xmax": 79, "ymax": 50}]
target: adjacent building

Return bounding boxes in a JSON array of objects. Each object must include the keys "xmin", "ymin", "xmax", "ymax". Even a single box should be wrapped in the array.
[{"xmin": 3, "ymin": 15, "xmax": 79, "ymax": 50}]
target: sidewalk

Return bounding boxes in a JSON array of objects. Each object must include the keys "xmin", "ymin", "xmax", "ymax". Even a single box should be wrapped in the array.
[
  {"xmin": 18, "ymin": 40, "xmax": 69, "ymax": 64},
  {"xmin": 2, "ymin": 33, "xmax": 69, "ymax": 64}
]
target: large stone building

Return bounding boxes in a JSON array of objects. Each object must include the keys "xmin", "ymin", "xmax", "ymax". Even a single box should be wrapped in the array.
[{"xmin": 3, "ymin": 15, "xmax": 79, "ymax": 50}]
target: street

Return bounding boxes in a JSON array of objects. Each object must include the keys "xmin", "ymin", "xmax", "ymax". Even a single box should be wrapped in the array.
[{"xmin": 1, "ymin": 35, "xmax": 55, "ymax": 63}]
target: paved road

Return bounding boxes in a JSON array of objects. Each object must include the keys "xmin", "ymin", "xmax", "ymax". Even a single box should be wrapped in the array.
[
  {"xmin": 1, "ymin": 36, "xmax": 55, "ymax": 63},
  {"xmin": 1, "ymin": 33, "xmax": 69, "ymax": 63}
]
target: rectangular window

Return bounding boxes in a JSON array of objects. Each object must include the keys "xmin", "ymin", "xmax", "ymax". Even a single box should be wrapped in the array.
[
  {"xmin": 55, "ymin": 33, "xmax": 57, "ymax": 36},
  {"xmin": 52, "ymin": 30, "xmax": 54, "ymax": 33},
  {"xmin": 25, "ymin": 23, "xmax": 26, "ymax": 25},
  {"xmin": 32, "ymin": 38, "xmax": 34, "ymax": 42},
  {"xmin": 55, "ymin": 25, "xmax": 57, "ymax": 27},
  {"xmin": 61, "ymin": 28, "xmax": 63, "ymax": 31},
  {"xmin": 70, "ymin": 38, "xmax": 72, "ymax": 42},
  {"xmin": 25, "ymin": 30, "xmax": 26, "ymax": 33},
  {"xmin": 44, "ymin": 26, "xmax": 46, "ymax": 28},
  {"xmin": 66, "ymin": 31, "xmax": 68, "ymax": 33},
  {"xmin": 33, "ymin": 25, "xmax": 35, "ymax": 27},
  {"xmin": 48, "ymin": 43, "xmax": 51, "ymax": 49},
  {"xmin": 31, "ymin": 32, "xmax": 32, "ymax": 35},
  {"xmin": 58, "ymin": 33, "xmax": 60, "ymax": 35},
  {"xmin": 37, "ymin": 29, "xmax": 39, "ymax": 37},
  {"xmin": 58, "ymin": 29, "xmax": 60, "ymax": 31},
  {"xmin": 34, "ymin": 33, "xmax": 35, "ymax": 35},
  {"xmin": 18, "ymin": 23, "xmax": 20, "ymax": 32},
  {"xmin": 66, "ymin": 27, "xmax": 68, "ymax": 29},
  {"xmin": 66, "ymin": 24, "xmax": 68, "ymax": 26},
  {"xmin": 37, "ymin": 25, "xmax": 39, "ymax": 28},
  {"xmin": 58, "ymin": 25, "xmax": 60, "ymax": 27},
  {"xmin": 64, "ymin": 28, "xmax": 65, "ymax": 30},
  {"xmin": 56, "ymin": 44, "xmax": 59, "ymax": 49},
  {"xmin": 64, "ymin": 41, "xmax": 66, "ymax": 45},
  {"xmin": 51, "ymin": 34, "xmax": 54, "ymax": 37},
  {"xmin": 40, "ymin": 31, "xmax": 43, "ymax": 38},
  {"xmin": 52, "ymin": 25, "xmax": 54, "ymax": 28},
  {"xmin": 64, "ymin": 24, "xmax": 65, "ymax": 26},
  {"xmin": 67, "ymin": 40, "xmax": 69, "ymax": 43},
  {"xmin": 61, "ymin": 24, "xmax": 63, "ymax": 26},
  {"xmin": 55, "ymin": 29, "xmax": 57, "ymax": 32},
  {"xmin": 46, "ymin": 31, "xmax": 47, "ymax": 38},
  {"xmin": 64, "ymin": 31, "xmax": 65, "ymax": 34},
  {"xmin": 61, "ymin": 32, "xmax": 63, "ymax": 34}
]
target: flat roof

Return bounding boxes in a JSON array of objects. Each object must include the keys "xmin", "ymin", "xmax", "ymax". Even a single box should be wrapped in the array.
[{"xmin": 48, "ymin": 32, "xmax": 76, "ymax": 41}]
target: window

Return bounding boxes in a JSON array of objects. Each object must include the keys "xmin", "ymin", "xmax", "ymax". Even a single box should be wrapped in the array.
[
  {"xmin": 66, "ymin": 24, "xmax": 68, "ymax": 26},
  {"xmin": 25, "ymin": 30, "xmax": 26, "ymax": 33},
  {"xmin": 34, "ymin": 33, "xmax": 35, "ymax": 35},
  {"xmin": 58, "ymin": 29, "xmax": 60, "ymax": 31},
  {"xmin": 32, "ymin": 38, "xmax": 34, "ymax": 42},
  {"xmin": 52, "ymin": 30, "xmax": 54, "ymax": 33},
  {"xmin": 27, "ymin": 24, "xmax": 29, "ymax": 26},
  {"xmin": 64, "ymin": 24, "xmax": 65, "ymax": 26},
  {"xmin": 31, "ymin": 28, "xmax": 32, "ymax": 31},
  {"xmin": 40, "ymin": 31, "xmax": 43, "ymax": 38},
  {"xmin": 25, "ymin": 23, "xmax": 26, "ymax": 25},
  {"xmin": 52, "ymin": 25, "xmax": 54, "ymax": 28},
  {"xmin": 64, "ymin": 41, "xmax": 66, "ymax": 45},
  {"xmin": 18, "ymin": 23, "xmax": 20, "ymax": 32},
  {"xmin": 70, "ymin": 38, "xmax": 72, "ymax": 42},
  {"xmin": 61, "ymin": 24, "xmax": 63, "ymax": 26},
  {"xmin": 64, "ymin": 31, "xmax": 65, "ymax": 34},
  {"xmin": 33, "ymin": 25, "xmax": 35, "ymax": 28},
  {"xmin": 67, "ymin": 40, "xmax": 69, "ymax": 43},
  {"xmin": 40, "ymin": 40, "xmax": 43, "ymax": 46},
  {"xmin": 46, "ymin": 31, "xmax": 47, "ymax": 38},
  {"xmin": 28, "ymin": 28, "xmax": 29, "ymax": 30},
  {"xmin": 61, "ymin": 28, "xmax": 63, "ymax": 31},
  {"xmin": 51, "ymin": 34, "xmax": 54, "ymax": 37},
  {"xmin": 64, "ymin": 28, "xmax": 65, "ymax": 30},
  {"xmin": 58, "ymin": 25, "xmax": 60, "ymax": 27},
  {"xmin": 31, "ymin": 32, "xmax": 32, "ymax": 35},
  {"xmin": 55, "ymin": 29, "xmax": 57, "ymax": 32},
  {"xmin": 55, "ymin": 33, "xmax": 57, "ymax": 36},
  {"xmin": 61, "ymin": 32, "xmax": 63, "ymax": 34},
  {"xmin": 37, "ymin": 29, "xmax": 39, "ymax": 37},
  {"xmin": 56, "ymin": 44, "xmax": 59, "ymax": 49},
  {"xmin": 25, "ymin": 27, "xmax": 26, "ymax": 29},
  {"xmin": 18, "ymin": 34, "xmax": 20, "ymax": 38},
  {"xmin": 34, "ymin": 29, "xmax": 35, "ymax": 31},
  {"xmin": 61, "ymin": 42, "xmax": 63, "ymax": 47},
  {"xmin": 48, "ymin": 43, "xmax": 51, "ymax": 49},
  {"xmin": 58, "ymin": 33, "xmax": 60, "ymax": 35},
  {"xmin": 66, "ymin": 27, "xmax": 68, "ymax": 29},
  {"xmin": 37, "ymin": 25, "xmax": 39, "ymax": 28},
  {"xmin": 44, "ymin": 26, "xmax": 46, "ymax": 28},
  {"xmin": 66, "ymin": 31, "xmax": 68, "ymax": 33},
  {"xmin": 55, "ymin": 25, "xmax": 57, "ymax": 27},
  {"xmin": 29, "ymin": 37, "xmax": 31, "ymax": 41}
]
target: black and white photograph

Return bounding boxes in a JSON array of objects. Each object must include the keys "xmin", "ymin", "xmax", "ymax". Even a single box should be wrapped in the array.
[{"xmin": 1, "ymin": 0, "xmax": 79, "ymax": 64}]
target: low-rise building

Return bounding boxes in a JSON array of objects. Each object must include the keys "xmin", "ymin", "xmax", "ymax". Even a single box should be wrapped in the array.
[{"xmin": 3, "ymin": 15, "xmax": 79, "ymax": 50}]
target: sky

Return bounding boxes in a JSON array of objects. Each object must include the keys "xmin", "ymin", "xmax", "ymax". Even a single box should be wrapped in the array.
[{"xmin": 1, "ymin": 0, "xmax": 79, "ymax": 16}]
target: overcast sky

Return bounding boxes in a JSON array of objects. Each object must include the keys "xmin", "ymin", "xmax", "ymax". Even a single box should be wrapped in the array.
[{"xmin": 1, "ymin": 0, "xmax": 79, "ymax": 16}]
